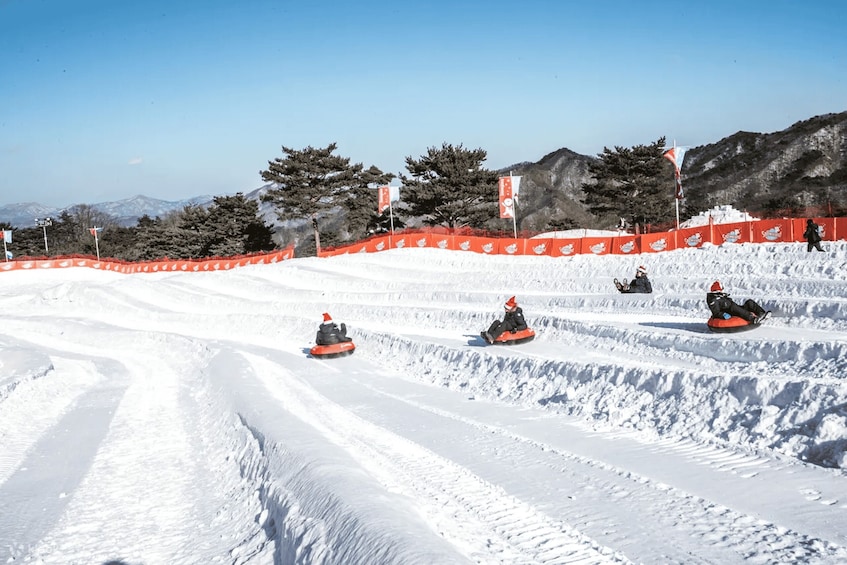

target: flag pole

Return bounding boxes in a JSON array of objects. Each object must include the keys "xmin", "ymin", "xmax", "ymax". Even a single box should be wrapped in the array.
[
  {"xmin": 673, "ymin": 139, "xmax": 682, "ymax": 231},
  {"xmin": 675, "ymin": 195, "xmax": 680, "ymax": 231},
  {"xmin": 388, "ymin": 196, "xmax": 395, "ymax": 249},
  {"xmin": 92, "ymin": 227, "xmax": 101, "ymax": 260},
  {"xmin": 3, "ymin": 239, "xmax": 8, "ymax": 262},
  {"xmin": 510, "ymin": 171, "xmax": 517, "ymax": 239},
  {"xmin": 663, "ymin": 140, "xmax": 685, "ymax": 231}
]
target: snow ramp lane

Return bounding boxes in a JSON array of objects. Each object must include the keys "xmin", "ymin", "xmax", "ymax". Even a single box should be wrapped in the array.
[{"xmin": 214, "ymin": 343, "xmax": 847, "ymax": 564}]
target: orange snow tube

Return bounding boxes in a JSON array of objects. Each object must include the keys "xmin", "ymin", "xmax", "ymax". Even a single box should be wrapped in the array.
[
  {"xmin": 493, "ymin": 327, "xmax": 536, "ymax": 345},
  {"xmin": 310, "ymin": 341, "xmax": 356, "ymax": 358},
  {"xmin": 707, "ymin": 316, "xmax": 758, "ymax": 333}
]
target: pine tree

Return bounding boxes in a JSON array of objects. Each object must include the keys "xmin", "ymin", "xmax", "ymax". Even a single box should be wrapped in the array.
[
  {"xmin": 131, "ymin": 206, "xmax": 207, "ymax": 260},
  {"xmin": 343, "ymin": 165, "xmax": 395, "ymax": 241},
  {"xmin": 582, "ymin": 137, "xmax": 673, "ymax": 228},
  {"xmin": 203, "ymin": 193, "xmax": 275, "ymax": 257},
  {"xmin": 47, "ymin": 211, "xmax": 83, "ymax": 256},
  {"xmin": 260, "ymin": 143, "xmax": 360, "ymax": 255},
  {"xmin": 400, "ymin": 143, "xmax": 498, "ymax": 229}
]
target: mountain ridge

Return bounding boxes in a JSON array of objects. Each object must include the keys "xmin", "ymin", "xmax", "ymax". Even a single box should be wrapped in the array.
[
  {"xmin": 507, "ymin": 111, "xmax": 847, "ymax": 230},
  {"xmin": 2, "ymin": 111, "xmax": 845, "ymax": 230},
  {"xmin": 0, "ymin": 194, "xmax": 219, "ymax": 229}
]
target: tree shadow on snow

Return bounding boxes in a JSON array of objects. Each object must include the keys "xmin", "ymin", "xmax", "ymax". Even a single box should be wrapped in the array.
[
  {"xmin": 102, "ymin": 561, "xmax": 130, "ymax": 565},
  {"xmin": 639, "ymin": 321, "xmax": 712, "ymax": 334}
]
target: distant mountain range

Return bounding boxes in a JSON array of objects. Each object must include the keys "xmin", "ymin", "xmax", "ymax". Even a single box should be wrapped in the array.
[
  {"xmin": 509, "ymin": 111, "xmax": 847, "ymax": 229},
  {"xmin": 0, "ymin": 194, "xmax": 220, "ymax": 228},
  {"xmin": 3, "ymin": 111, "xmax": 845, "ymax": 231}
]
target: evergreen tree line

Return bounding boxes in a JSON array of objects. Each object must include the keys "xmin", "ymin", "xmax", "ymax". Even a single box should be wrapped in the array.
[
  {"xmin": 259, "ymin": 139, "xmax": 677, "ymax": 256},
  {"xmin": 1, "ymin": 194, "xmax": 274, "ymax": 261},
  {"xmin": 1, "ymin": 138, "xmax": 676, "ymax": 260}
]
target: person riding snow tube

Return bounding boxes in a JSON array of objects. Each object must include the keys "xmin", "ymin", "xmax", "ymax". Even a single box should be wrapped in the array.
[
  {"xmin": 481, "ymin": 296, "xmax": 535, "ymax": 345},
  {"xmin": 705, "ymin": 281, "xmax": 769, "ymax": 333},
  {"xmin": 614, "ymin": 265, "xmax": 652, "ymax": 294},
  {"xmin": 311, "ymin": 312, "xmax": 355, "ymax": 358}
]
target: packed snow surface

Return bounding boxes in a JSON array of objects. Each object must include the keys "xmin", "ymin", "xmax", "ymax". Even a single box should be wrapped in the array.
[{"xmin": 1, "ymin": 240, "xmax": 846, "ymax": 564}]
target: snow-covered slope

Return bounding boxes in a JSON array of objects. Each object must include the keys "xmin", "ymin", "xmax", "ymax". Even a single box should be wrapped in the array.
[{"xmin": 1, "ymin": 241, "xmax": 846, "ymax": 564}]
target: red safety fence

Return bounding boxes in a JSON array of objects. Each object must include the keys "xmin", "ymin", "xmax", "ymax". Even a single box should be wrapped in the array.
[
  {"xmin": 320, "ymin": 218, "xmax": 846, "ymax": 258},
  {"xmin": 0, "ymin": 246, "xmax": 295, "ymax": 274}
]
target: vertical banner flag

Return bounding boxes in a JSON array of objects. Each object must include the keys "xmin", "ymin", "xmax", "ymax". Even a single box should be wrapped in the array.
[
  {"xmin": 1, "ymin": 230, "xmax": 11, "ymax": 262},
  {"xmin": 498, "ymin": 176, "xmax": 521, "ymax": 219},
  {"xmin": 377, "ymin": 185, "xmax": 401, "ymax": 214},
  {"xmin": 663, "ymin": 146, "xmax": 688, "ymax": 199},
  {"xmin": 378, "ymin": 186, "xmax": 390, "ymax": 214},
  {"xmin": 89, "ymin": 226, "xmax": 103, "ymax": 260}
]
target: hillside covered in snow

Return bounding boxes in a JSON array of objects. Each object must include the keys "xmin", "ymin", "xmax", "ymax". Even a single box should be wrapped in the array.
[{"xmin": 1, "ymin": 239, "xmax": 846, "ymax": 564}]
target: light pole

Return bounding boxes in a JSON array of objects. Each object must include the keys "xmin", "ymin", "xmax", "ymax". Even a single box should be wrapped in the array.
[{"xmin": 35, "ymin": 217, "xmax": 52, "ymax": 254}]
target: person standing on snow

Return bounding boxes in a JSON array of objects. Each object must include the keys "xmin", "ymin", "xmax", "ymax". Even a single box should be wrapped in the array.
[
  {"xmin": 315, "ymin": 312, "xmax": 352, "ymax": 345},
  {"xmin": 482, "ymin": 296, "xmax": 528, "ymax": 344},
  {"xmin": 615, "ymin": 265, "xmax": 653, "ymax": 293},
  {"xmin": 706, "ymin": 281, "xmax": 770, "ymax": 324},
  {"xmin": 804, "ymin": 219, "xmax": 825, "ymax": 252}
]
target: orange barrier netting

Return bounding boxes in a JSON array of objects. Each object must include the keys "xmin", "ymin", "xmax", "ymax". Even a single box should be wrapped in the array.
[
  {"xmin": 319, "ymin": 218, "xmax": 846, "ymax": 258},
  {"xmin": 0, "ymin": 246, "xmax": 295, "ymax": 274}
]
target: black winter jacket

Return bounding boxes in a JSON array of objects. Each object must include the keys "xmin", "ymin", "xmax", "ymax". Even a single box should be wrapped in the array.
[
  {"xmin": 624, "ymin": 275, "xmax": 652, "ymax": 294},
  {"xmin": 706, "ymin": 292, "xmax": 733, "ymax": 318},
  {"xmin": 804, "ymin": 222, "xmax": 822, "ymax": 243},
  {"xmin": 503, "ymin": 308, "xmax": 528, "ymax": 332},
  {"xmin": 316, "ymin": 322, "xmax": 346, "ymax": 345}
]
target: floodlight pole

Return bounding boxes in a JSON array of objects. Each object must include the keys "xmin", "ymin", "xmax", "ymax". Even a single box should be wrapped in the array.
[{"xmin": 35, "ymin": 218, "xmax": 52, "ymax": 254}]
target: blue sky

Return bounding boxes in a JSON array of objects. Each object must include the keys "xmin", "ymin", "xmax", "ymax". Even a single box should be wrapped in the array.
[{"xmin": 1, "ymin": 0, "xmax": 845, "ymax": 208}]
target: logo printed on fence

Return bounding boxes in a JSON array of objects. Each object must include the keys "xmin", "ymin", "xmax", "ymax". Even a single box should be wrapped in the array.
[
  {"xmin": 532, "ymin": 243, "xmax": 547, "ymax": 254},
  {"xmin": 762, "ymin": 226, "xmax": 782, "ymax": 241},
  {"xmin": 590, "ymin": 242, "xmax": 606, "ymax": 254},
  {"xmin": 459, "ymin": 240, "xmax": 471, "ymax": 251},
  {"xmin": 722, "ymin": 229, "xmax": 742, "ymax": 244},
  {"xmin": 559, "ymin": 243, "xmax": 575, "ymax": 256},
  {"xmin": 649, "ymin": 238, "xmax": 668, "ymax": 251},
  {"xmin": 686, "ymin": 232, "xmax": 703, "ymax": 247},
  {"xmin": 619, "ymin": 240, "xmax": 635, "ymax": 253}
]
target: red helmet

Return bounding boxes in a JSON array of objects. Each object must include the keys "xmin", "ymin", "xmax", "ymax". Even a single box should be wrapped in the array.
[
  {"xmin": 322, "ymin": 312, "xmax": 332, "ymax": 322},
  {"xmin": 710, "ymin": 281, "xmax": 723, "ymax": 292}
]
